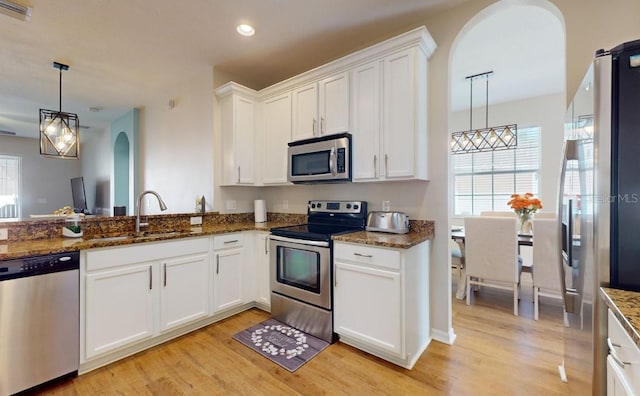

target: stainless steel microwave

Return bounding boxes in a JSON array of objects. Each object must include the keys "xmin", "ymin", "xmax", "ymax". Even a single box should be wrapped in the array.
[{"xmin": 287, "ymin": 133, "xmax": 351, "ymax": 183}]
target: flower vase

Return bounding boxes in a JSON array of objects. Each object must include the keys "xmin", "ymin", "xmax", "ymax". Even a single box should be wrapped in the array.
[{"xmin": 518, "ymin": 212, "xmax": 533, "ymax": 235}]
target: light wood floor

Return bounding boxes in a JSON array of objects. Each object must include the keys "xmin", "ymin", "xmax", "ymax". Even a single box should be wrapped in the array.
[{"xmin": 38, "ymin": 275, "xmax": 588, "ymax": 395}]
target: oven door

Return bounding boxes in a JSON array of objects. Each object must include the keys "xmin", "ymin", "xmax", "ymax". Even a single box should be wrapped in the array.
[{"xmin": 269, "ymin": 235, "xmax": 331, "ymax": 310}]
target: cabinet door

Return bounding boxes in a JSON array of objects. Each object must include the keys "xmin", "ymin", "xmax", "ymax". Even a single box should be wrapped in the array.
[
  {"xmin": 262, "ymin": 93, "xmax": 292, "ymax": 184},
  {"xmin": 159, "ymin": 253, "xmax": 210, "ymax": 332},
  {"xmin": 292, "ymin": 83, "xmax": 318, "ymax": 141},
  {"xmin": 220, "ymin": 92, "xmax": 255, "ymax": 185},
  {"xmin": 351, "ymin": 61, "xmax": 381, "ymax": 181},
  {"xmin": 383, "ymin": 48, "xmax": 419, "ymax": 179},
  {"xmin": 212, "ymin": 247, "xmax": 244, "ymax": 313},
  {"xmin": 85, "ymin": 263, "xmax": 155, "ymax": 359},
  {"xmin": 334, "ymin": 260, "xmax": 402, "ymax": 355},
  {"xmin": 319, "ymin": 72, "xmax": 349, "ymax": 136},
  {"xmin": 255, "ymin": 232, "xmax": 271, "ymax": 310},
  {"xmin": 234, "ymin": 95, "xmax": 255, "ymax": 184},
  {"xmin": 608, "ymin": 355, "xmax": 634, "ymax": 396}
]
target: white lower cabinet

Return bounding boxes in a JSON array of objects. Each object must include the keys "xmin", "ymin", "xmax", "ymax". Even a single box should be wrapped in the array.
[
  {"xmin": 159, "ymin": 253, "xmax": 210, "ymax": 332},
  {"xmin": 607, "ymin": 309, "xmax": 640, "ymax": 395},
  {"xmin": 255, "ymin": 231, "xmax": 271, "ymax": 311},
  {"xmin": 212, "ymin": 233, "xmax": 245, "ymax": 314},
  {"xmin": 82, "ymin": 237, "xmax": 211, "ymax": 364},
  {"xmin": 333, "ymin": 240, "xmax": 430, "ymax": 369},
  {"xmin": 85, "ymin": 262, "xmax": 155, "ymax": 359}
]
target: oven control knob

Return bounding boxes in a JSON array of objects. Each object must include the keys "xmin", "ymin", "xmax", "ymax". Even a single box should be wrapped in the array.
[
  {"xmin": 317, "ymin": 203, "xmax": 322, "ymax": 208},
  {"xmin": 354, "ymin": 204, "xmax": 359, "ymax": 210},
  {"xmin": 346, "ymin": 203, "xmax": 351, "ymax": 209},
  {"xmin": 311, "ymin": 203, "xmax": 316, "ymax": 209}
]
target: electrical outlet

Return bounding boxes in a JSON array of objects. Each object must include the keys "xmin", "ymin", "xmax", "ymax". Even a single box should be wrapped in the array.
[
  {"xmin": 0, "ymin": 228, "xmax": 8, "ymax": 241},
  {"xmin": 283, "ymin": 200, "xmax": 288, "ymax": 210},
  {"xmin": 190, "ymin": 216, "xmax": 202, "ymax": 225},
  {"xmin": 226, "ymin": 200, "xmax": 237, "ymax": 210}
]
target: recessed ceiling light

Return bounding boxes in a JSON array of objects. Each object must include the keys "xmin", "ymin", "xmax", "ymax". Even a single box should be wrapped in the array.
[{"xmin": 236, "ymin": 24, "xmax": 255, "ymax": 37}]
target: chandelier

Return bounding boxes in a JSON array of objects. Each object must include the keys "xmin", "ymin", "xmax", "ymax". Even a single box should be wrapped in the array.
[
  {"xmin": 39, "ymin": 61, "xmax": 79, "ymax": 159},
  {"xmin": 451, "ymin": 71, "xmax": 517, "ymax": 154}
]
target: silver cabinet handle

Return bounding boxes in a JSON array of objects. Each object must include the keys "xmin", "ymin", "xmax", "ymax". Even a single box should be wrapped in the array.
[
  {"xmin": 385, "ymin": 154, "xmax": 389, "ymax": 178},
  {"xmin": 320, "ymin": 117, "xmax": 325, "ymax": 135},
  {"xmin": 335, "ymin": 265, "xmax": 338, "ymax": 287},
  {"xmin": 224, "ymin": 240, "xmax": 239, "ymax": 244},
  {"xmin": 374, "ymin": 155, "xmax": 378, "ymax": 178},
  {"xmin": 264, "ymin": 236, "xmax": 268, "ymax": 255},
  {"xmin": 163, "ymin": 263, "xmax": 167, "ymax": 287},
  {"xmin": 608, "ymin": 337, "xmax": 632, "ymax": 367},
  {"xmin": 354, "ymin": 252, "xmax": 373, "ymax": 258},
  {"xmin": 149, "ymin": 265, "xmax": 152, "ymax": 290},
  {"xmin": 237, "ymin": 166, "xmax": 241, "ymax": 183},
  {"xmin": 216, "ymin": 254, "xmax": 220, "ymax": 274},
  {"xmin": 312, "ymin": 118, "xmax": 317, "ymax": 136}
]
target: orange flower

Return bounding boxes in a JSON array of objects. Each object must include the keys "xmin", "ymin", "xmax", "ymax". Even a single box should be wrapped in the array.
[{"xmin": 507, "ymin": 193, "xmax": 543, "ymax": 215}]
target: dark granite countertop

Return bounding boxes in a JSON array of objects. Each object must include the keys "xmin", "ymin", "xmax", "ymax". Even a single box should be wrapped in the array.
[
  {"xmin": 600, "ymin": 287, "xmax": 640, "ymax": 349},
  {"xmin": 0, "ymin": 221, "xmax": 292, "ymax": 260},
  {"xmin": 332, "ymin": 220, "xmax": 434, "ymax": 249}
]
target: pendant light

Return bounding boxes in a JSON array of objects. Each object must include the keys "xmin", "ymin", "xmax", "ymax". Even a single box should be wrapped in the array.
[
  {"xmin": 451, "ymin": 71, "xmax": 517, "ymax": 154},
  {"xmin": 39, "ymin": 61, "xmax": 80, "ymax": 159}
]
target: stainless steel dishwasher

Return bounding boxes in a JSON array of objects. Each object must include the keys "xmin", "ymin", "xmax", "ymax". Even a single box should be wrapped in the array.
[{"xmin": 0, "ymin": 251, "xmax": 80, "ymax": 396}]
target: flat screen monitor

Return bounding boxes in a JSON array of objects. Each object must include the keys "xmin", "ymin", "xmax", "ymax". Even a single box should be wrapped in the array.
[{"xmin": 70, "ymin": 177, "xmax": 90, "ymax": 214}]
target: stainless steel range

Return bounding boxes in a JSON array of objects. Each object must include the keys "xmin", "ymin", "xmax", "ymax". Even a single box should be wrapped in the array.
[{"xmin": 269, "ymin": 200, "xmax": 367, "ymax": 343}]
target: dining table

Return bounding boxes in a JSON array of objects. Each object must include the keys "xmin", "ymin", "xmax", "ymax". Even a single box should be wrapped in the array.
[{"xmin": 450, "ymin": 227, "xmax": 533, "ymax": 299}]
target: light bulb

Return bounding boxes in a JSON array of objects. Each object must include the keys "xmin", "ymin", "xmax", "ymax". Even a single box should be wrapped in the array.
[
  {"xmin": 474, "ymin": 131, "xmax": 482, "ymax": 145},
  {"xmin": 236, "ymin": 24, "xmax": 255, "ymax": 36},
  {"xmin": 489, "ymin": 129, "xmax": 497, "ymax": 144}
]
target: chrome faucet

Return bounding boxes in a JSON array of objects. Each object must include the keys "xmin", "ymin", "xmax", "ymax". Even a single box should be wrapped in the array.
[{"xmin": 135, "ymin": 190, "xmax": 168, "ymax": 233}]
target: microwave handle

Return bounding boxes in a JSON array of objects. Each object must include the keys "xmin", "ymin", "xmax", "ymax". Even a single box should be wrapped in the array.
[{"xmin": 330, "ymin": 147, "xmax": 337, "ymax": 176}]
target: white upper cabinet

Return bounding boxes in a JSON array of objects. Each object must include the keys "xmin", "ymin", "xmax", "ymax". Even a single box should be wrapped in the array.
[
  {"xmin": 352, "ymin": 45, "xmax": 430, "ymax": 182},
  {"xmin": 351, "ymin": 61, "xmax": 381, "ymax": 181},
  {"xmin": 262, "ymin": 92, "xmax": 292, "ymax": 185},
  {"xmin": 382, "ymin": 47, "xmax": 428, "ymax": 180},
  {"xmin": 216, "ymin": 83, "xmax": 257, "ymax": 185},
  {"xmin": 216, "ymin": 26, "xmax": 436, "ymax": 186},
  {"xmin": 292, "ymin": 72, "xmax": 350, "ymax": 141}
]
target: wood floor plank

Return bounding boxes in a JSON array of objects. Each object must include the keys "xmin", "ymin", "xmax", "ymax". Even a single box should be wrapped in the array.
[{"xmin": 38, "ymin": 276, "xmax": 589, "ymax": 395}]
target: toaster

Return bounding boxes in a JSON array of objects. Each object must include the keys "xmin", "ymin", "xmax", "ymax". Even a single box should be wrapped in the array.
[{"xmin": 365, "ymin": 211, "xmax": 410, "ymax": 234}]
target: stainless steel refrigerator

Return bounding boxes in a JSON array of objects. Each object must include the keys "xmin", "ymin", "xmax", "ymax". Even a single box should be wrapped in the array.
[{"xmin": 558, "ymin": 38, "xmax": 640, "ymax": 395}]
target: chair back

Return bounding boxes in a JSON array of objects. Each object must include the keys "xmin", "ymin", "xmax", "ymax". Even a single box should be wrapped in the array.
[
  {"xmin": 464, "ymin": 216, "xmax": 519, "ymax": 283},
  {"xmin": 532, "ymin": 218, "xmax": 562, "ymax": 292},
  {"xmin": 480, "ymin": 211, "xmax": 514, "ymax": 217}
]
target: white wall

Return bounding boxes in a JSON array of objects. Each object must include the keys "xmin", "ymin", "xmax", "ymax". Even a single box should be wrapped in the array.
[
  {"xmin": 140, "ymin": 68, "xmax": 216, "ymax": 214},
  {"xmin": 0, "ymin": 135, "xmax": 81, "ymax": 217},
  {"xmin": 81, "ymin": 126, "xmax": 111, "ymax": 215},
  {"xmin": 450, "ymin": 92, "xmax": 566, "ymax": 217}
]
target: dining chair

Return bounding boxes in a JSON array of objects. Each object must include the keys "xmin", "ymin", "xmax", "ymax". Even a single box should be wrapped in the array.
[
  {"xmin": 532, "ymin": 217, "xmax": 562, "ymax": 320},
  {"xmin": 464, "ymin": 216, "xmax": 521, "ymax": 315},
  {"xmin": 480, "ymin": 211, "xmax": 514, "ymax": 217},
  {"xmin": 450, "ymin": 239, "xmax": 466, "ymax": 299}
]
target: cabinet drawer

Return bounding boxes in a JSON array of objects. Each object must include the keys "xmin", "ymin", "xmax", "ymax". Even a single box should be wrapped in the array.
[
  {"xmin": 334, "ymin": 242, "xmax": 400, "ymax": 270},
  {"xmin": 607, "ymin": 309, "xmax": 640, "ymax": 393},
  {"xmin": 213, "ymin": 233, "xmax": 244, "ymax": 250}
]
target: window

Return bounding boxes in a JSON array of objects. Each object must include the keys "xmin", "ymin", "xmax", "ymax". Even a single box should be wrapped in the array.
[
  {"xmin": 453, "ymin": 126, "xmax": 540, "ymax": 215},
  {"xmin": 0, "ymin": 155, "xmax": 20, "ymax": 219}
]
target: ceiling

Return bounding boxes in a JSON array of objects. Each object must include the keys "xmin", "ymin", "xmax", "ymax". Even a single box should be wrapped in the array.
[{"xmin": 0, "ymin": 0, "xmax": 564, "ymax": 139}]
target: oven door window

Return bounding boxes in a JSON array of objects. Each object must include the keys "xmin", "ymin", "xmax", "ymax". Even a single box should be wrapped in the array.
[
  {"xmin": 291, "ymin": 150, "xmax": 331, "ymax": 176},
  {"xmin": 277, "ymin": 246, "xmax": 321, "ymax": 293}
]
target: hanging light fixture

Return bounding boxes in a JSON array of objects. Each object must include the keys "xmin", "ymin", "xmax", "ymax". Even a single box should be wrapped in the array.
[
  {"xmin": 39, "ymin": 61, "xmax": 79, "ymax": 159},
  {"xmin": 451, "ymin": 71, "xmax": 517, "ymax": 154}
]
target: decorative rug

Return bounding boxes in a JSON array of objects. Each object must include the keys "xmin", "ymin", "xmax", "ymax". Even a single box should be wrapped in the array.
[{"xmin": 232, "ymin": 318, "xmax": 330, "ymax": 372}]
